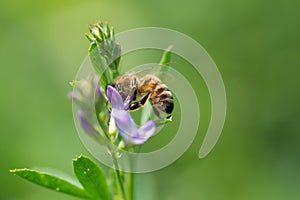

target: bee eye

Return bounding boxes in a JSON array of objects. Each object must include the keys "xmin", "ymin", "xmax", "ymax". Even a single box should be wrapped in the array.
[{"xmin": 116, "ymin": 83, "xmax": 121, "ymax": 90}]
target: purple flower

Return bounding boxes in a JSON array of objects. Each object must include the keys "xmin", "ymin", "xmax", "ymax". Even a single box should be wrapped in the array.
[
  {"xmin": 77, "ymin": 109, "xmax": 99, "ymax": 138},
  {"xmin": 93, "ymin": 75, "xmax": 102, "ymax": 97},
  {"xmin": 106, "ymin": 86, "xmax": 156, "ymax": 145},
  {"xmin": 68, "ymin": 91, "xmax": 82, "ymax": 103},
  {"xmin": 107, "ymin": 85, "xmax": 125, "ymax": 110}
]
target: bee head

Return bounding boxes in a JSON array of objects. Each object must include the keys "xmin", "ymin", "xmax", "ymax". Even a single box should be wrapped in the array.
[{"xmin": 114, "ymin": 73, "xmax": 139, "ymax": 101}]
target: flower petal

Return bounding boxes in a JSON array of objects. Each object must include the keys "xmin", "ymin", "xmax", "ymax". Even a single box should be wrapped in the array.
[
  {"xmin": 68, "ymin": 91, "xmax": 77, "ymax": 101},
  {"xmin": 93, "ymin": 75, "xmax": 100, "ymax": 88},
  {"xmin": 77, "ymin": 110, "xmax": 98, "ymax": 136},
  {"xmin": 107, "ymin": 85, "xmax": 124, "ymax": 110},
  {"xmin": 111, "ymin": 109, "xmax": 138, "ymax": 135},
  {"xmin": 96, "ymin": 86, "xmax": 101, "ymax": 96},
  {"xmin": 131, "ymin": 121, "xmax": 156, "ymax": 145},
  {"xmin": 112, "ymin": 109, "xmax": 156, "ymax": 145},
  {"xmin": 139, "ymin": 120, "xmax": 156, "ymax": 137}
]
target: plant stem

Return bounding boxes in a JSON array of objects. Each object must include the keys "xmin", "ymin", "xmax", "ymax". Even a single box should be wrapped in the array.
[
  {"xmin": 111, "ymin": 150, "xmax": 127, "ymax": 200},
  {"xmin": 128, "ymin": 172, "xmax": 134, "ymax": 200}
]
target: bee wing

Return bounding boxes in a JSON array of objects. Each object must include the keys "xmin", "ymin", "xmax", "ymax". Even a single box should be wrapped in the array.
[
  {"xmin": 128, "ymin": 64, "xmax": 174, "ymax": 84},
  {"xmin": 156, "ymin": 71, "xmax": 174, "ymax": 85}
]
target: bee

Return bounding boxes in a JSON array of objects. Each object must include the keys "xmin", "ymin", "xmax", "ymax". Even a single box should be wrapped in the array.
[{"xmin": 114, "ymin": 68, "xmax": 174, "ymax": 118}]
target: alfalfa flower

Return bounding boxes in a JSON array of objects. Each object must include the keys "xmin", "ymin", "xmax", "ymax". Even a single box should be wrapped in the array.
[
  {"xmin": 69, "ymin": 75, "xmax": 109, "ymax": 143},
  {"xmin": 106, "ymin": 85, "xmax": 156, "ymax": 145},
  {"xmin": 77, "ymin": 109, "xmax": 99, "ymax": 137}
]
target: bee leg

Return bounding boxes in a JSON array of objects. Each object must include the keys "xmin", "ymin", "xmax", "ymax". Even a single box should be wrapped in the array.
[
  {"xmin": 128, "ymin": 102, "xmax": 140, "ymax": 111},
  {"xmin": 123, "ymin": 96, "xmax": 134, "ymax": 110},
  {"xmin": 129, "ymin": 93, "xmax": 150, "ymax": 111}
]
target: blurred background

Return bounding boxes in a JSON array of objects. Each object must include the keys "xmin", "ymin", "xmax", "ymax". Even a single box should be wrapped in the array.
[{"xmin": 1, "ymin": 0, "xmax": 300, "ymax": 199}]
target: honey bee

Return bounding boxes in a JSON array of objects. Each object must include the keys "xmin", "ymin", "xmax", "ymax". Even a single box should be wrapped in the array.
[{"xmin": 114, "ymin": 69, "xmax": 174, "ymax": 118}]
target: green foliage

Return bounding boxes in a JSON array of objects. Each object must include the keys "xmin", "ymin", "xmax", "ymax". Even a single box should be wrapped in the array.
[
  {"xmin": 159, "ymin": 45, "xmax": 172, "ymax": 66},
  {"xmin": 3, "ymin": 1, "xmax": 300, "ymax": 199},
  {"xmin": 73, "ymin": 156, "xmax": 111, "ymax": 200},
  {"xmin": 89, "ymin": 42, "xmax": 111, "ymax": 89},
  {"xmin": 9, "ymin": 168, "xmax": 91, "ymax": 199},
  {"xmin": 10, "ymin": 155, "xmax": 110, "ymax": 200},
  {"xmin": 87, "ymin": 22, "xmax": 122, "ymax": 89},
  {"xmin": 9, "ymin": 22, "xmax": 175, "ymax": 199}
]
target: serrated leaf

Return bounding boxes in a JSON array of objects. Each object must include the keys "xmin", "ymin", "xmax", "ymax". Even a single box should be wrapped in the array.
[
  {"xmin": 10, "ymin": 168, "xmax": 91, "ymax": 199},
  {"xmin": 73, "ymin": 155, "xmax": 110, "ymax": 200}
]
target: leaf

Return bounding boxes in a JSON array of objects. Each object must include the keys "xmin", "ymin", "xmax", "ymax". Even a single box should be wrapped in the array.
[
  {"xmin": 112, "ymin": 44, "xmax": 121, "ymax": 70},
  {"xmin": 89, "ymin": 42, "xmax": 112, "ymax": 89},
  {"xmin": 158, "ymin": 45, "xmax": 173, "ymax": 82},
  {"xmin": 73, "ymin": 155, "xmax": 110, "ymax": 200},
  {"xmin": 159, "ymin": 45, "xmax": 173, "ymax": 66},
  {"xmin": 140, "ymin": 101, "xmax": 153, "ymax": 125},
  {"xmin": 87, "ymin": 22, "xmax": 121, "ymax": 85},
  {"xmin": 9, "ymin": 168, "xmax": 91, "ymax": 199}
]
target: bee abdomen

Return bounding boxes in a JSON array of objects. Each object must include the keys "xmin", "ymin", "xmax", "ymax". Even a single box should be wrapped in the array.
[
  {"xmin": 165, "ymin": 102, "xmax": 174, "ymax": 114},
  {"xmin": 162, "ymin": 98, "xmax": 174, "ymax": 114},
  {"xmin": 151, "ymin": 85, "xmax": 174, "ymax": 114}
]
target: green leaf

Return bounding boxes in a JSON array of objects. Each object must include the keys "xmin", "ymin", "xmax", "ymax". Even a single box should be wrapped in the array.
[
  {"xmin": 87, "ymin": 22, "xmax": 121, "ymax": 84},
  {"xmin": 140, "ymin": 101, "xmax": 153, "ymax": 125},
  {"xmin": 89, "ymin": 42, "xmax": 112, "ymax": 89},
  {"xmin": 73, "ymin": 155, "xmax": 110, "ymax": 200},
  {"xmin": 159, "ymin": 45, "xmax": 173, "ymax": 66},
  {"xmin": 10, "ymin": 168, "xmax": 91, "ymax": 199}
]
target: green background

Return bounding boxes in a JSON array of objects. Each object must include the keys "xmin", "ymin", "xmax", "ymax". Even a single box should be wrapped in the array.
[{"xmin": 1, "ymin": 0, "xmax": 300, "ymax": 199}]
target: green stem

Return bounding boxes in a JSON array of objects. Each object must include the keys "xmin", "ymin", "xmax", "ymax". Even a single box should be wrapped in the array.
[
  {"xmin": 127, "ymin": 147, "xmax": 139, "ymax": 200},
  {"xmin": 128, "ymin": 172, "xmax": 134, "ymax": 200},
  {"xmin": 111, "ymin": 151, "xmax": 127, "ymax": 200}
]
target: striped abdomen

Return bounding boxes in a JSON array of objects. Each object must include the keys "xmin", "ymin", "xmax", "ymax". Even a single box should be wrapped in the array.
[{"xmin": 138, "ymin": 75, "xmax": 174, "ymax": 115}]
